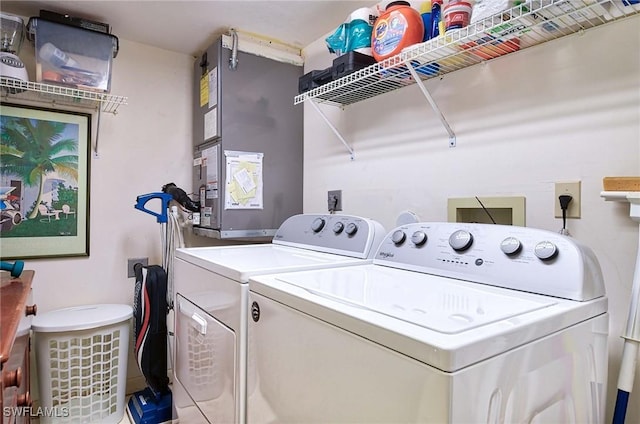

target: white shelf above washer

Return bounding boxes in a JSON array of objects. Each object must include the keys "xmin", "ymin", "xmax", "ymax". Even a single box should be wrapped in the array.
[
  {"xmin": 296, "ymin": 0, "xmax": 639, "ymax": 107},
  {"xmin": 296, "ymin": 0, "xmax": 640, "ymax": 156}
]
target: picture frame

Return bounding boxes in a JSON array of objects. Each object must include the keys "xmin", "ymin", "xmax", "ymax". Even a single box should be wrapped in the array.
[{"xmin": 0, "ymin": 103, "xmax": 91, "ymax": 259}]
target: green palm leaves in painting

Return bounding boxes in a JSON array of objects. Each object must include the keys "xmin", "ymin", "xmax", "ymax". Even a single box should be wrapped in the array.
[{"xmin": 0, "ymin": 116, "xmax": 78, "ymax": 219}]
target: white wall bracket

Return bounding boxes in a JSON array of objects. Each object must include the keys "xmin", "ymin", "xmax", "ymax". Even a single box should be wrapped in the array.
[
  {"xmin": 601, "ymin": 190, "xmax": 640, "ymax": 421},
  {"xmin": 306, "ymin": 59, "xmax": 458, "ymax": 157},
  {"xmin": 93, "ymin": 108, "xmax": 102, "ymax": 158},
  {"xmin": 308, "ymin": 100, "xmax": 355, "ymax": 160},
  {"xmin": 405, "ymin": 61, "xmax": 456, "ymax": 147}
]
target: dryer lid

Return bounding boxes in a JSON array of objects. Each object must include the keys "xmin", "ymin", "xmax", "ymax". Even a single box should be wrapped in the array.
[{"xmin": 175, "ymin": 244, "xmax": 366, "ymax": 282}]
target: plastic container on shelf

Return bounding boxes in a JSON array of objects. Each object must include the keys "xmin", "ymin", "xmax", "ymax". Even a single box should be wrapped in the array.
[
  {"xmin": 419, "ymin": 1, "xmax": 432, "ymax": 41},
  {"xmin": 443, "ymin": 1, "xmax": 473, "ymax": 31},
  {"xmin": 32, "ymin": 304, "xmax": 132, "ymax": 424},
  {"xmin": 371, "ymin": 1, "xmax": 425, "ymax": 62},
  {"xmin": 431, "ymin": 0, "xmax": 443, "ymax": 38},
  {"xmin": 331, "ymin": 51, "xmax": 377, "ymax": 80},
  {"xmin": 27, "ymin": 17, "xmax": 118, "ymax": 93},
  {"xmin": 325, "ymin": 7, "xmax": 378, "ymax": 56}
]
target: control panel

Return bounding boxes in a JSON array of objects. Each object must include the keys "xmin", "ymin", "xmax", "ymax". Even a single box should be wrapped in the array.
[
  {"xmin": 273, "ymin": 214, "xmax": 386, "ymax": 259},
  {"xmin": 375, "ymin": 222, "xmax": 605, "ymax": 301}
]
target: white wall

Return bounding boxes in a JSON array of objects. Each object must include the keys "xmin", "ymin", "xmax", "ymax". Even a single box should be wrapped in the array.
[
  {"xmin": 11, "ymin": 37, "xmax": 196, "ymax": 395},
  {"xmin": 4, "ymin": 7, "xmax": 638, "ymax": 422},
  {"xmin": 302, "ymin": 15, "xmax": 640, "ymax": 423}
]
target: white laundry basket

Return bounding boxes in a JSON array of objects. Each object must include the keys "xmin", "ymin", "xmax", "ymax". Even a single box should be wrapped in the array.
[{"xmin": 32, "ymin": 304, "xmax": 133, "ymax": 424}]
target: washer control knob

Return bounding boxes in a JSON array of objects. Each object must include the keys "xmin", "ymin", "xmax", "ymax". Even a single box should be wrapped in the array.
[
  {"xmin": 534, "ymin": 241, "xmax": 558, "ymax": 261},
  {"xmin": 311, "ymin": 217, "xmax": 325, "ymax": 232},
  {"xmin": 345, "ymin": 223, "xmax": 358, "ymax": 236},
  {"xmin": 391, "ymin": 230, "xmax": 406, "ymax": 245},
  {"xmin": 449, "ymin": 230, "xmax": 473, "ymax": 251},
  {"xmin": 500, "ymin": 237, "xmax": 522, "ymax": 255},
  {"xmin": 333, "ymin": 222, "xmax": 344, "ymax": 234},
  {"xmin": 411, "ymin": 231, "xmax": 427, "ymax": 246}
]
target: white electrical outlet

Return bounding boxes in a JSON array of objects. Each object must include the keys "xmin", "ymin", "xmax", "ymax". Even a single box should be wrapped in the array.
[{"xmin": 554, "ymin": 181, "xmax": 581, "ymax": 219}]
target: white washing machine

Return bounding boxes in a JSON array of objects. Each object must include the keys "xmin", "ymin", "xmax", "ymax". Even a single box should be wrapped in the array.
[
  {"xmin": 248, "ymin": 222, "xmax": 609, "ymax": 423},
  {"xmin": 172, "ymin": 213, "xmax": 386, "ymax": 424}
]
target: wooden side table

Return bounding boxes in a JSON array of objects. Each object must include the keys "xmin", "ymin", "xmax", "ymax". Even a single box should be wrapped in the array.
[{"xmin": 1, "ymin": 270, "xmax": 36, "ymax": 424}]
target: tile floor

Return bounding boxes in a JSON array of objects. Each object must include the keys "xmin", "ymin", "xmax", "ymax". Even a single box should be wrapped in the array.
[{"xmin": 118, "ymin": 401, "xmax": 133, "ymax": 423}]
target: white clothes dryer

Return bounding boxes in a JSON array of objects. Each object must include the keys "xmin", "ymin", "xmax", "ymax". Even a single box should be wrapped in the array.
[
  {"xmin": 248, "ymin": 222, "xmax": 609, "ymax": 423},
  {"xmin": 172, "ymin": 213, "xmax": 386, "ymax": 424}
]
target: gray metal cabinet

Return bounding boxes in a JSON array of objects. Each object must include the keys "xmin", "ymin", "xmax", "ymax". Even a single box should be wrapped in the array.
[{"xmin": 192, "ymin": 37, "xmax": 303, "ymax": 239}]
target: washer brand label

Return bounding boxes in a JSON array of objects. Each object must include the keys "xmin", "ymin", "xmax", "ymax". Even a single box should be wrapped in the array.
[{"xmin": 378, "ymin": 251, "xmax": 394, "ymax": 258}]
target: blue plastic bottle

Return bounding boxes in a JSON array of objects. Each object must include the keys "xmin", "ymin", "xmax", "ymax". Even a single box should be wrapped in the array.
[
  {"xmin": 431, "ymin": 0, "xmax": 443, "ymax": 38},
  {"xmin": 420, "ymin": 1, "xmax": 432, "ymax": 41}
]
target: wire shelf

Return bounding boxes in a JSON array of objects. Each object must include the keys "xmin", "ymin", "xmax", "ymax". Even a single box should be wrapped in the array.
[
  {"xmin": 295, "ymin": 0, "xmax": 640, "ymax": 107},
  {"xmin": 0, "ymin": 77, "xmax": 128, "ymax": 114}
]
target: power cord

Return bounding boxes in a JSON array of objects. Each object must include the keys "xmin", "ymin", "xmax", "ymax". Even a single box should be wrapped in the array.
[
  {"xmin": 559, "ymin": 194, "xmax": 572, "ymax": 236},
  {"xmin": 328, "ymin": 194, "xmax": 339, "ymax": 214}
]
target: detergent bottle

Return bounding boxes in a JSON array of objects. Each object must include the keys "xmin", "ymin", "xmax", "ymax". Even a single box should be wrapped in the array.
[
  {"xmin": 371, "ymin": 1, "xmax": 424, "ymax": 62},
  {"xmin": 420, "ymin": 1, "xmax": 432, "ymax": 41},
  {"xmin": 431, "ymin": 0, "xmax": 443, "ymax": 38}
]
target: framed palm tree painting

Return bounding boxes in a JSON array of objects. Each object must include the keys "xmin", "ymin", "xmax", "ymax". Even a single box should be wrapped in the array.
[{"xmin": 0, "ymin": 103, "xmax": 91, "ymax": 259}]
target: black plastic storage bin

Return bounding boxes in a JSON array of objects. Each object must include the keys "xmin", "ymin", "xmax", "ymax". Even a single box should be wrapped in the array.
[
  {"xmin": 331, "ymin": 51, "xmax": 376, "ymax": 80},
  {"xmin": 298, "ymin": 67, "xmax": 333, "ymax": 94}
]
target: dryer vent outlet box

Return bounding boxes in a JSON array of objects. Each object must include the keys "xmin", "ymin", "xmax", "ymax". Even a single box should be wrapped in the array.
[{"xmin": 447, "ymin": 197, "xmax": 526, "ymax": 226}]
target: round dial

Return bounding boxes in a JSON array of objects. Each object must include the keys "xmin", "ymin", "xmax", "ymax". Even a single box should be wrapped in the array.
[
  {"xmin": 500, "ymin": 237, "xmax": 522, "ymax": 255},
  {"xmin": 449, "ymin": 230, "xmax": 473, "ymax": 251},
  {"xmin": 311, "ymin": 218, "xmax": 325, "ymax": 232},
  {"xmin": 534, "ymin": 241, "xmax": 558, "ymax": 260},
  {"xmin": 411, "ymin": 231, "xmax": 427, "ymax": 246},
  {"xmin": 333, "ymin": 222, "xmax": 344, "ymax": 234},
  {"xmin": 345, "ymin": 223, "xmax": 358, "ymax": 236},
  {"xmin": 391, "ymin": 230, "xmax": 406, "ymax": 245}
]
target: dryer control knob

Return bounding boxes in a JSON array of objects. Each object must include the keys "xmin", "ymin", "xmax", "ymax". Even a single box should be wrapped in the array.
[
  {"xmin": 345, "ymin": 223, "xmax": 358, "ymax": 236},
  {"xmin": 449, "ymin": 230, "xmax": 473, "ymax": 251},
  {"xmin": 534, "ymin": 241, "xmax": 558, "ymax": 261},
  {"xmin": 391, "ymin": 230, "xmax": 406, "ymax": 245},
  {"xmin": 311, "ymin": 218, "xmax": 326, "ymax": 232},
  {"xmin": 411, "ymin": 231, "xmax": 427, "ymax": 246},
  {"xmin": 333, "ymin": 222, "xmax": 344, "ymax": 234},
  {"xmin": 500, "ymin": 237, "xmax": 522, "ymax": 255}
]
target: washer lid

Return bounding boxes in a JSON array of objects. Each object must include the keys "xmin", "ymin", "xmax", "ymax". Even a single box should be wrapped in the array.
[
  {"xmin": 288, "ymin": 269, "xmax": 554, "ymax": 335},
  {"xmin": 249, "ymin": 265, "xmax": 607, "ymax": 372},
  {"xmin": 175, "ymin": 244, "xmax": 368, "ymax": 282},
  {"xmin": 32, "ymin": 304, "xmax": 133, "ymax": 332}
]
